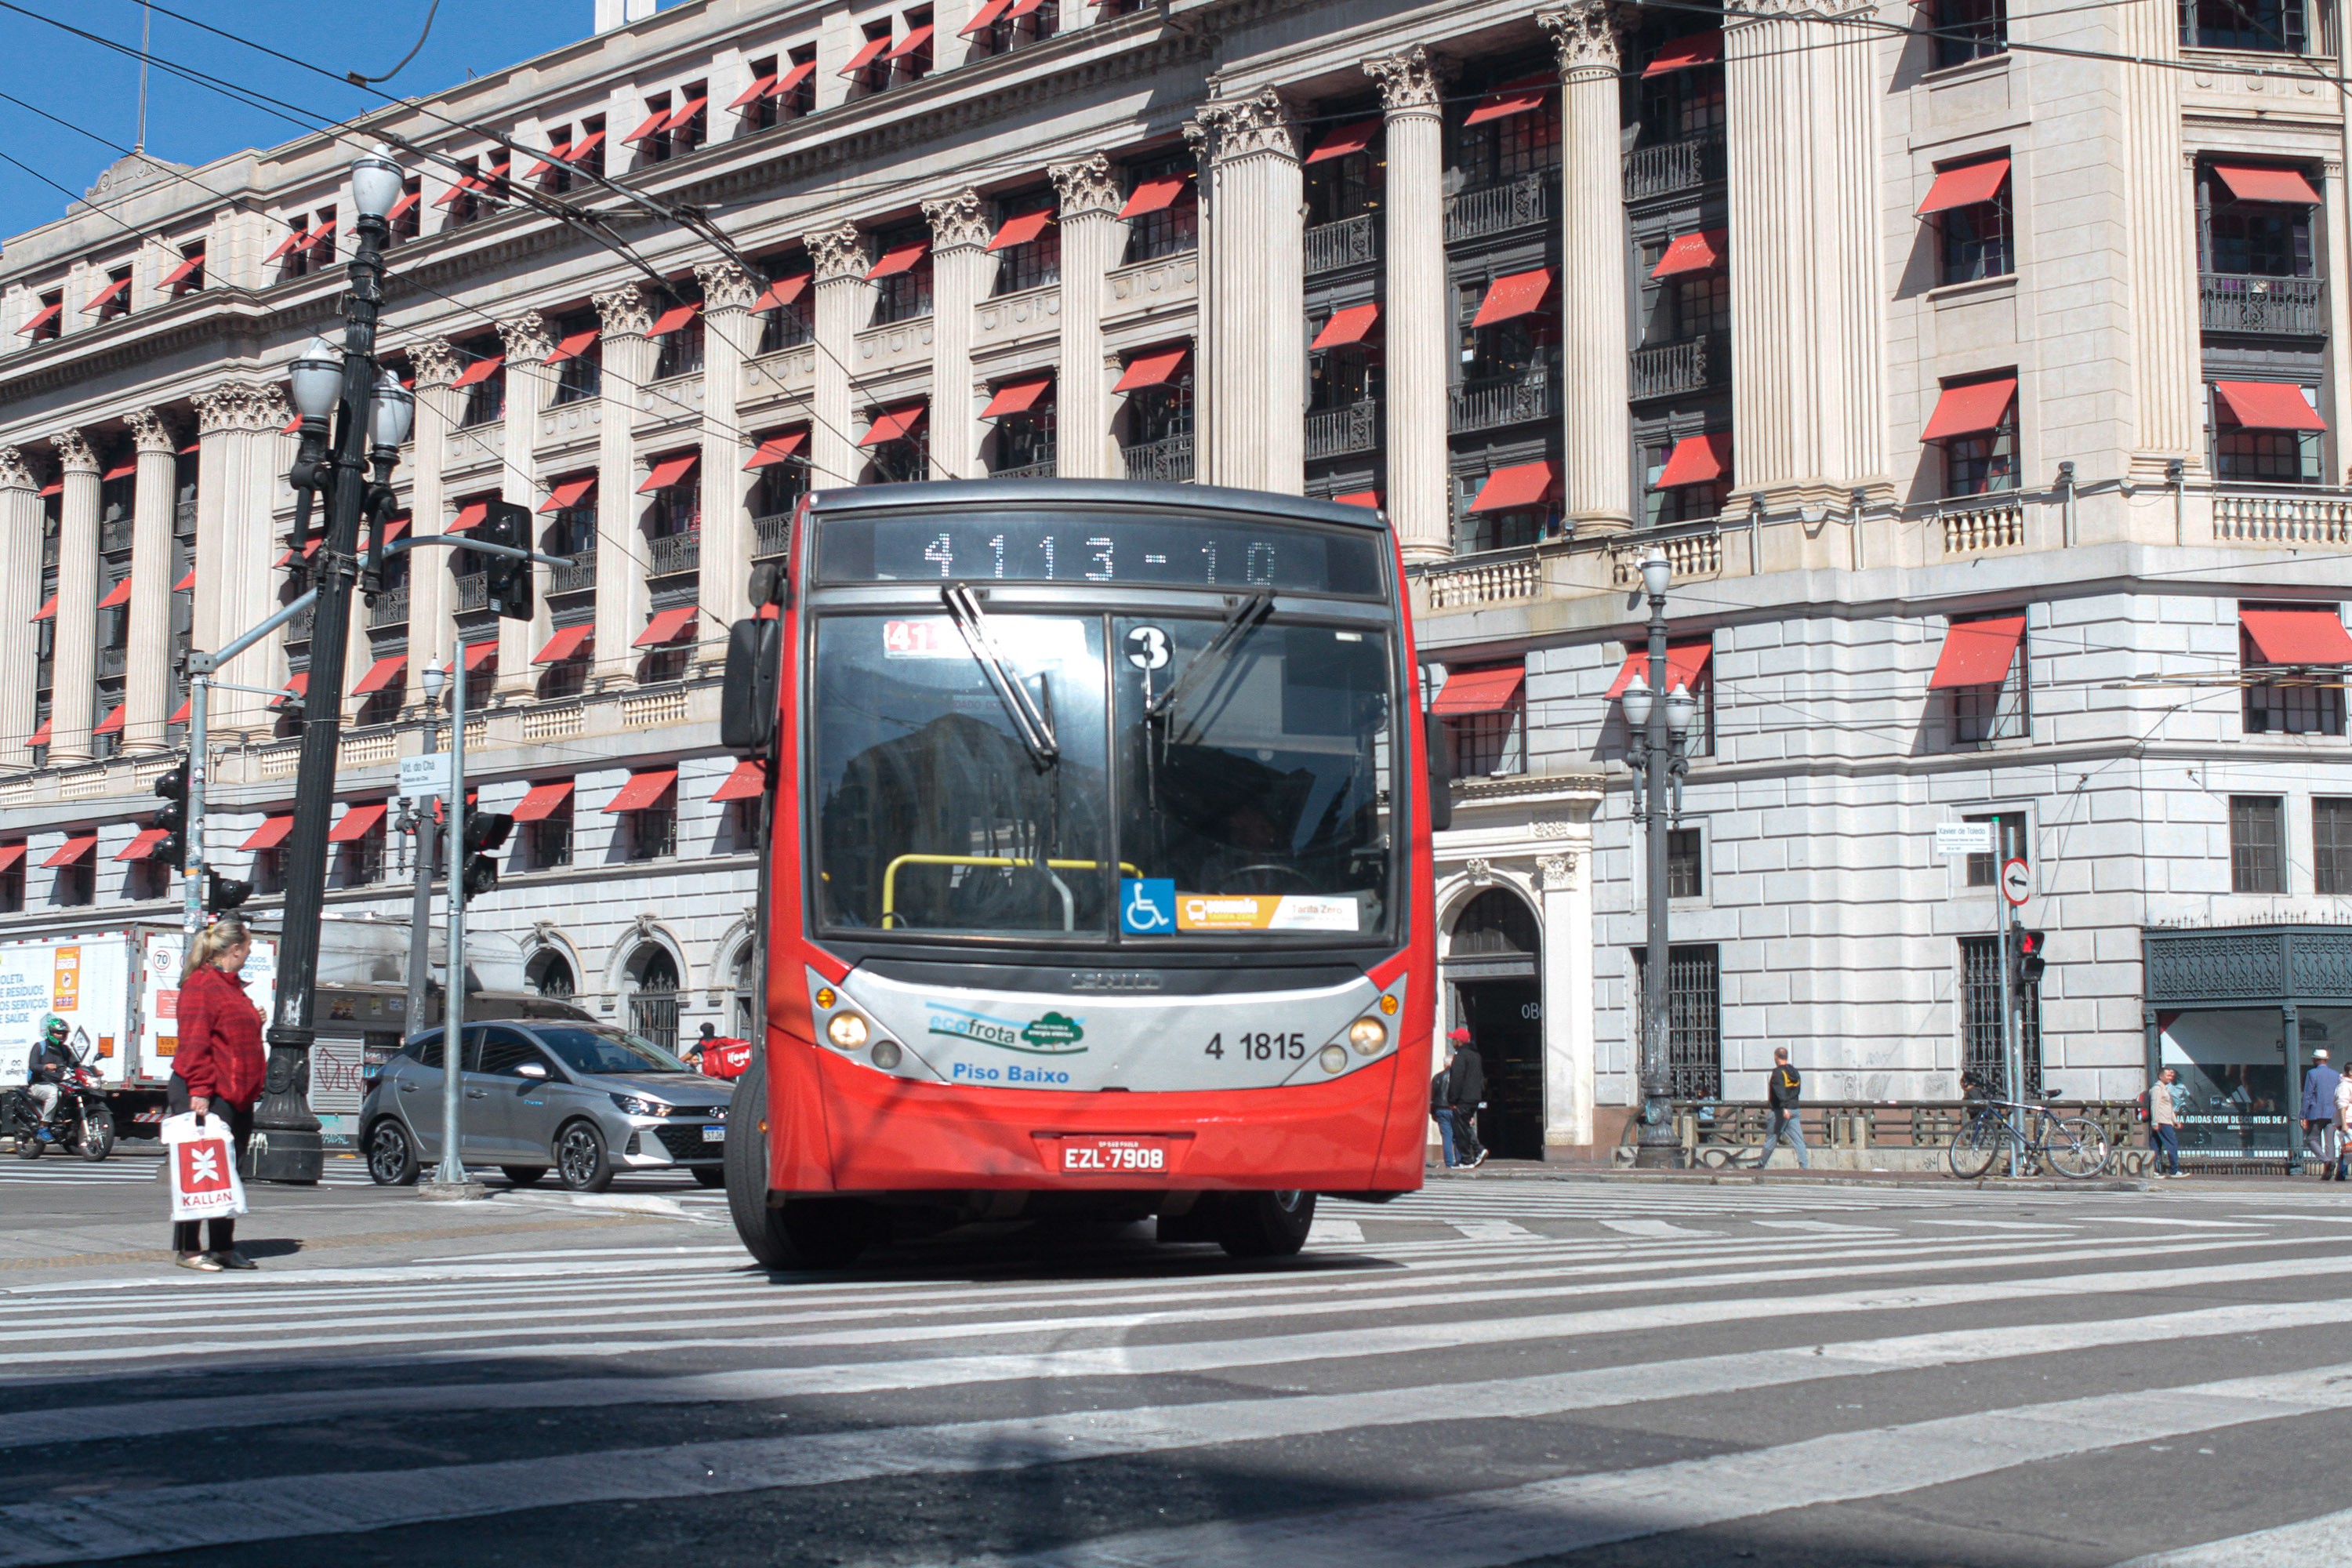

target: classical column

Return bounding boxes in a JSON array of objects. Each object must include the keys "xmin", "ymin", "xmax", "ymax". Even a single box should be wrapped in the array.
[
  {"xmin": 495, "ymin": 312, "xmax": 553, "ymax": 699},
  {"xmin": 1538, "ymin": 848, "xmax": 1595, "ymax": 1149},
  {"xmin": 697, "ymin": 260, "xmax": 760, "ymax": 626},
  {"xmin": 122, "ymin": 408, "xmax": 178, "ymax": 753},
  {"xmin": 806, "ymin": 223, "xmax": 868, "ymax": 490},
  {"xmin": 1723, "ymin": 0, "xmax": 1889, "ymax": 510},
  {"xmin": 1541, "ymin": 6, "xmax": 1635, "ymax": 535},
  {"xmin": 0, "ymin": 449, "xmax": 38, "ymax": 770},
  {"xmin": 592, "ymin": 285, "xmax": 653, "ymax": 679},
  {"xmin": 47, "ymin": 429, "xmax": 99, "ymax": 764},
  {"xmin": 190, "ymin": 382, "xmax": 290, "ymax": 742},
  {"xmin": 405, "ymin": 339, "xmax": 459, "ymax": 706},
  {"xmin": 2119, "ymin": 0, "xmax": 2200, "ymax": 476},
  {"xmin": 1051, "ymin": 154, "xmax": 1123, "ymax": 480},
  {"xmin": 924, "ymin": 191, "xmax": 989, "ymax": 482},
  {"xmin": 1197, "ymin": 89, "xmax": 1306, "ymax": 493},
  {"xmin": 1365, "ymin": 48, "xmax": 1452, "ymax": 557}
]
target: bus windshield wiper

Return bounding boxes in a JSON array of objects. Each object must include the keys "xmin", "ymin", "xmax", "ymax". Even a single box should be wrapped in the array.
[
  {"xmin": 942, "ymin": 583, "xmax": 1059, "ymax": 770},
  {"xmin": 1148, "ymin": 590, "xmax": 1273, "ymax": 722}
]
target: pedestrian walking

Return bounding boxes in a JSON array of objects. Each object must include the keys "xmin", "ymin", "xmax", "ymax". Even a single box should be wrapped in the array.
[
  {"xmin": 1755, "ymin": 1047, "xmax": 1809, "ymax": 1170},
  {"xmin": 2148, "ymin": 1065, "xmax": 2183, "ymax": 1178},
  {"xmin": 2307, "ymin": 1049, "xmax": 2343, "ymax": 1172},
  {"xmin": 169, "ymin": 916, "xmax": 267, "ymax": 1272},
  {"xmin": 1429, "ymin": 1037, "xmax": 1457, "ymax": 1170},
  {"xmin": 1443, "ymin": 1026, "xmax": 1487, "ymax": 1169}
]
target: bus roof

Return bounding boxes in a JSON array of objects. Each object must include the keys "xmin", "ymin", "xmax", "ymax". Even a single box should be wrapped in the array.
[{"xmin": 801, "ymin": 480, "xmax": 1393, "ymax": 533}]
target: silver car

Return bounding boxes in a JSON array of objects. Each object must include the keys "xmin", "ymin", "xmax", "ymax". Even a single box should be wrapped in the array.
[{"xmin": 361, "ymin": 1021, "xmax": 734, "ymax": 1192}]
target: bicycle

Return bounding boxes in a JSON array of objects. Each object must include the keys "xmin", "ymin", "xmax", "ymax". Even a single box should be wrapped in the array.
[{"xmin": 1946, "ymin": 1091, "xmax": 2111, "ymax": 1179}]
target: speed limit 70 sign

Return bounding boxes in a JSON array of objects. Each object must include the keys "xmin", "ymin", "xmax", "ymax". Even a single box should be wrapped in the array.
[{"xmin": 2000, "ymin": 857, "xmax": 2032, "ymax": 907}]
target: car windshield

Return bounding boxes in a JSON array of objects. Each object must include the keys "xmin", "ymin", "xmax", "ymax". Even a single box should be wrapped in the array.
[{"xmin": 532, "ymin": 1025, "xmax": 695, "ymax": 1076}]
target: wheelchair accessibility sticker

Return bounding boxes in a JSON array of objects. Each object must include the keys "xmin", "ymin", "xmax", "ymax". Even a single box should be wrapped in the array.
[{"xmin": 1121, "ymin": 878, "xmax": 1176, "ymax": 934}]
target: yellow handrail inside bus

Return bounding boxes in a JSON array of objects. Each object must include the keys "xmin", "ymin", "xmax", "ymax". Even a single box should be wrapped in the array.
[{"xmin": 881, "ymin": 855, "xmax": 1142, "ymax": 928}]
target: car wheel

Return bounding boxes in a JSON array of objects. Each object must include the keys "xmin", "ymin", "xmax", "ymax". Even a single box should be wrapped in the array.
[
  {"xmin": 1214, "ymin": 1190, "xmax": 1316, "ymax": 1259},
  {"xmin": 499, "ymin": 1166, "xmax": 548, "ymax": 1188},
  {"xmin": 365, "ymin": 1119, "xmax": 419, "ymax": 1186},
  {"xmin": 554, "ymin": 1120, "xmax": 613, "ymax": 1193},
  {"xmin": 690, "ymin": 1165, "xmax": 725, "ymax": 1188}
]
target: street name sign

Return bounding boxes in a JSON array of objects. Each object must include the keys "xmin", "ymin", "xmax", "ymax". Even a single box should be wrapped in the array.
[
  {"xmin": 1936, "ymin": 822, "xmax": 1994, "ymax": 856},
  {"xmin": 398, "ymin": 753, "xmax": 451, "ymax": 801}
]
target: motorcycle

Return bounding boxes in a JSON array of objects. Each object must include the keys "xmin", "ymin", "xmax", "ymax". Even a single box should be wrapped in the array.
[{"xmin": 2, "ymin": 1054, "xmax": 115, "ymax": 1162}]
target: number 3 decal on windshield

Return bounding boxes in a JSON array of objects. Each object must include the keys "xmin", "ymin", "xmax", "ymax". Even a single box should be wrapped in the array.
[{"xmin": 1126, "ymin": 626, "xmax": 1171, "ymax": 671}]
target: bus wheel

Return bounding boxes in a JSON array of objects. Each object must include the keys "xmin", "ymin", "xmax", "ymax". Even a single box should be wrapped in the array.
[
  {"xmin": 1215, "ymin": 1190, "xmax": 1316, "ymax": 1259},
  {"xmin": 724, "ymin": 1051, "xmax": 874, "ymax": 1271}
]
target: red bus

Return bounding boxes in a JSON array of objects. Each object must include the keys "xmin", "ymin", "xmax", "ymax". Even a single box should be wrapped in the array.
[{"xmin": 716, "ymin": 481, "xmax": 1443, "ymax": 1267}]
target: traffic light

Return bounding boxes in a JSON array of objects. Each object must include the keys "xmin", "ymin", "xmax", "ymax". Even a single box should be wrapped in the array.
[
  {"xmin": 459, "ymin": 800, "xmax": 514, "ymax": 900},
  {"xmin": 204, "ymin": 868, "xmax": 252, "ymax": 913},
  {"xmin": 2013, "ymin": 927, "xmax": 2049, "ymax": 989},
  {"xmin": 152, "ymin": 762, "xmax": 188, "ymax": 873},
  {"xmin": 478, "ymin": 500, "xmax": 533, "ymax": 622}
]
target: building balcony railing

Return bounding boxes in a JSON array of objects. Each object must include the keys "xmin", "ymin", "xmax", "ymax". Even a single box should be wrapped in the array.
[
  {"xmin": 1936, "ymin": 497, "xmax": 2027, "ymax": 557},
  {"xmin": 2201, "ymin": 272, "xmax": 2325, "ymax": 336},
  {"xmin": 993, "ymin": 456, "xmax": 1058, "ymax": 479},
  {"xmin": 96, "ymin": 645, "xmax": 126, "ymax": 679},
  {"xmin": 284, "ymin": 605, "xmax": 315, "ymax": 644},
  {"xmin": 1445, "ymin": 172, "xmax": 1551, "ymax": 245},
  {"xmin": 1421, "ymin": 547, "xmax": 1543, "ymax": 611},
  {"xmin": 2214, "ymin": 486, "xmax": 2352, "ymax": 546},
  {"xmin": 752, "ymin": 513, "xmax": 792, "ymax": 560},
  {"xmin": 100, "ymin": 517, "xmax": 134, "ymax": 554},
  {"xmin": 1305, "ymin": 399, "xmax": 1379, "ymax": 459},
  {"xmin": 454, "ymin": 572, "xmax": 488, "ymax": 613},
  {"xmin": 648, "ymin": 530, "xmax": 699, "ymax": 578},
  {"xmin": 1630, "ymin": 333, "xmax": 1723, "ymax": 401},
  {"xmin": 366, "ymin": 585, "xmax": 408, "ymax": 630},
  {"xmin": 1622, "ymin": 132, "xmax": 1723, "ymax": 202},
  {"xmin": 1449, "ymin": 372, "xmax": 1554, "ymax": 434},
  {"xmin": 550, "ymin": 550, "xmax": 598, "ymax": 595},
  {"xmin": 1303, "ymin": 212, "xmax": 1377, "ymax": 276},
  {"xmin": 1123, "ymin": 434, "xmax": 1195, "ymax": 484}
]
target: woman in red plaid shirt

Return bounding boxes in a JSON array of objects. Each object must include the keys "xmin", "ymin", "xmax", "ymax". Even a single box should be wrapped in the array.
[{"xmin": 169, "ymin": 916, "xmax": 266, "ymax": 1272}]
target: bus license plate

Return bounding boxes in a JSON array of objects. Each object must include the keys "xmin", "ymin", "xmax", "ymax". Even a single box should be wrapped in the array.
[
  {"xmin": 702, "ymin": 1125, "xmax": 726, "ymax": 1143},
  {"xmin": 1060, "ymin": 1137, "xmax": 1171, "ymax": 1175}
]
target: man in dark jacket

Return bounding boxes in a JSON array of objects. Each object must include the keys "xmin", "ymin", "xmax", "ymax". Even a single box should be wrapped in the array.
[
  {"xmin": 2305, "ymin": 1049, "xmax": 2342, "ymax": 1172},
  {"xmin": 1443, "ymin": 1026, "xmax": 1487, "ymax": 1169},
  {"xmin": 24, "ymin": 1014, "xmax": 74, "ymax": 1126},
  {"xmin": 1755, "ymin": 1046, "xmax": 1808, "ymax": 1169}
]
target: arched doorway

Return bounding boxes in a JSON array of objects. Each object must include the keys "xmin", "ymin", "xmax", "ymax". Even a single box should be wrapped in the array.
[
  {"xmin": 626, "ymin": 946, "xmax": 681, "ymax": 1055},
  {"xmin": 527, "ymin": 949, "xmax": 575, "ymax": 1001},
  {"xmin": 1447, "ymin": 887, "xmax": 1544, "ymax": 1161}
]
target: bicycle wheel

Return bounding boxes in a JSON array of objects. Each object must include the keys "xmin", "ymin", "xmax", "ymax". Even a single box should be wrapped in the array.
[
  {"xmin": 2042, "ymin": 1116, "xmax": 2112, "ymax": 1180},
  {"xmin": 1947, "ymin": 1112, "xmax": 2006, "ymax": 1178}
]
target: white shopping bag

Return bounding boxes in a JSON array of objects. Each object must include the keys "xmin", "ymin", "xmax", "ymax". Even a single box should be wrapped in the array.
[{"xmin": 162, "ymin": 1111, "xmax": 247, "ymax": 1223}]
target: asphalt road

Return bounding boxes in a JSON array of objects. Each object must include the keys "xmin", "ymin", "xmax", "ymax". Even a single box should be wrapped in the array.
[{"xmin": 7, "ymin": 1156, "xmax": 2352, "ymax": 1565}]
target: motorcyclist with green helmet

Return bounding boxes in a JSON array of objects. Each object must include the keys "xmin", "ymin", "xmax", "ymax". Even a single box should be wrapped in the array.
[{"xmin": 26, "ymin": 1015, "xmax": 74, "ymax": 1126}]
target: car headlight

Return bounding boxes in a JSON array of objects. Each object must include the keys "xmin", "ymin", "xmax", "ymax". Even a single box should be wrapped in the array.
[
  {"xmin": 870, "ymin": 1040, "xmax": 903, "ymax": 1071},
  {"xmin": 1318, "ymin": 1044, "xmax": 1348, "ymax": 1075},
  {"xmin": 609, "ymin": 1094, "xmax": 668, "ymax": 1116},
  {"xmin": 826, "ymin": 1011, "xmax": 869, "ymax": 1050},
  {"xmin": 1348, "ymin": 1017, "xmax": 1388, "ymax": 1055}
]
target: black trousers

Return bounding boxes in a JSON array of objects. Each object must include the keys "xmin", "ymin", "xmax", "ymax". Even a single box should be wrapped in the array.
[{"xmin": 167, "ymin": 1076, "xmax": 252, "ymax": 1255}]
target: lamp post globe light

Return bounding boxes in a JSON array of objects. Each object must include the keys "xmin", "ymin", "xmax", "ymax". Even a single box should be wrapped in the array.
[
  {"xmin": 249, "ymin": 146, "xmax": 413, "ymax": 1185},
  {"xmin": 1621, "ymin": 546, "xmax": 1697, "ymax": 1168}
]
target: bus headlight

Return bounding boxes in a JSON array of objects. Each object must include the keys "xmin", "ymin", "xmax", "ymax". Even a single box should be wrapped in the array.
[
  {"xmin": 1348, "ymin": 1017, "xmax": 1387, "ymax": 1055},
  {"xmin": 870, "ymin": 1040, "xmax": 903, "ymax": 1071},
  {"xmin": 826, "ymin": 1012, "xmax": 869, "ymax": 1050},
  {"xmin": 1318, "ymin": 1044, "xmax": 1348, "ymax": 1075}
]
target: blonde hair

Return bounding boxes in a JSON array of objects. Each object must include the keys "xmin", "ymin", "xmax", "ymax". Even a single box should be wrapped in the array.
[{"xmin": 183, "ymin": 916, "xmax": 252, "ymax": 981}]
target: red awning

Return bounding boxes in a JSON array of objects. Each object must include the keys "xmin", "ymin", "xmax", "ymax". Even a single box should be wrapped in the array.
[
  {"xmin": 1007, "ymin": 0, "xmax": 1048, "ymax": 17},
  {"xmin": 328, "ymin": 803, "xmax": 387, "ymax": 843},
  {"xmin": 963, "ymin": 0, "xmax": 1011, "ymax": 30},
  {"xmin": 17, "ymin": 303, "xmax": 60, "ymax": 336},
  {"xmin": 448, "ymin": 500, "xmax": 490, "ymax": 533},
  {"xmin": 174, "ymin": 567, "xmax": 196, "ymax": 591},
  {"xmin": 841, "ymin": 34, "xmax": 892, "ymax": 74},
  {"xmin": 662, "ymin": 96, "xmax": 708, "ymax": 130},
  {"xmin": 544, "ymin": 330, "xmax": 597, "ymax": 365},
  {"xmin": 1430, "ymin": 666, "xmax": 1525, "ymax": 716},
  {"xmin": 989, "ymin": 209, "xmax": 1054, "ymax": 252},
  {"xmin": 241, "ymin": 815, "xmax": 295, "ymax": 851},
  {"xmin": 2213, "ymin": 163, "xmax": 2321, "ymax": 205},
  {"xmin": 281, "ymin": 415, "xmax": 302, "ymax": 434},
  {"xmin": 1334, "ymin": 490, "xmax": 1382, "ymax": 508},
  {"xmin": 101, "ymin": 460, "xmax": 138, "ymax": 482},
  {"xmin": 1472, "ymin": 268, "xmax": 1553, "ymax": 328},
  {"xmin": 93, "ymin": 706, "xmax": 125, "ymax": 736},
  {"xmin": 622, "ymin": 107, "xmax": 673, "ymax": 143},
  {"xmin": 387, "ymin": 191, "xmax": 420, "ymax": 220},
  {"xmin": 867, "ymin": 238, "xmax": 929, "ymax": 279},
  {"xmin": 1119, "ymin": 175, "xmax": 1189, "ymax": 218},
  {"xmin": 1606, "ymin": 642, "xmax": 1714, "ymax": 699},
  {"xmin": 1918, "ymin": 157, "xmax": 2012, "ymax": 215},
  {"xmin": 604, "ymin": 768, "xmax": 679, "ymax": 813},
  {"xmin": 433, "ymin": 177, "xmax": 481, "ymax": 208},
  {"xmin": 161, "ymin": 255, "xmax": 203, "ymax": 289},
  {"xmin": 2214, "ymin": 380, "xmax": 2325, "ymax": 433},
  {"xmin": 264, "ymin": 229, "xmax": 307, "ymax": 262},
  {"xmin": 27, "ymin": 720, "xmax": 49, "ymax": 746},
  {"xmin": 1305, "ymin": 119, "xmax": 1380, "ymax": 165},
  {"xmin": 639, "ymin": 452, "xmax": 699, "ymax": 492},
  {"xmin": 774, "ymin": 62, "xmax": 815, "ymax": 97},
  {"xmin": 1650, "ymin": 229, "xmax": 1728, "ymax": 279},
  {"xmin": 1644, "ymin": 29, "xmax": 1724, "ymax": 76},
  {"xmin": 96, "ymin": 576, "xmax": 132, "ymax": 610},
  {"xmin": 711, "ymin": 759, "xmax": 768, "ymax": 802},
  {"xmin": 523, "ymin": 142, "xmax": 573, "ymax": 180},
  {"xmin": 982, "ymin": 376, "xmax": 1054, "ymax": 418},
  {"xmin": 1466, "ymin": 72, "xmax": 1552, "ymax": 125},
  {"xmin": 2242, "ymin": 607, "xmax": 2352, "ymax": 665},
  {"xmin": 83, "ymin": 277, "xmax": 129, "ymax": 314},
  {"xmin": 451, "ymin": 354, "xmax": 503, "ymax": 387},
  {"xmin": 1922, "ymin": 377, "xmax": 2018, "ymax": 441},
  {"xmin": 1655, "ymin": 431, "xmax": 1733, "ymax": 489},
  {"xmin": 540, "ymin": 477, "xmax": 596, "ymax": 513},
  {"xmin": 511, "ymin": 780, "xmax": 575, "ymax": 822},
  {"xmin": 31, "ymin": 595, "xmax": 55, "ymax": 621},
  {"xmin": 649, "ymin": 303, "xmax": 701, "ymax": 336},
  {"xmin": 115, "ymin": 828, "xmax": 169, "ymax": 863},
  {"xmin": 883, "ymin": 24, "xmax": 933, "ymax": 59},
  {"xmin": 1928, "ymin": 614, "xmax": 2027, "ymax": 689},
  {"xmin": 746, "ymin": 431, "xmax": 808, "ymax": 468},
  {"xmin": 534, "ymin": 624, "xmax": 594, "ymax": 665},
  {"xmin": 0, "ymin": 844, "xmax": 24, "ymax": 872},
  {"xmin": 351, "ymin": 655, "xmax": 405, "ymax": 695},
  {"xmin": 168, "ymin": 698, "xmax": 190, "ymax": 723},
  {"xmin": 729, "ymin": 74, "xmax": 779, "ymax": 108},
  {"xmin": 756, "ymin": 274, "xmax": 811, "ymax": 311},
  {"xmin": 299, "ymin": 220, "xmax": 337, "ymax": 251},
  {"xmin": 860, "ymin": 402, "xmax": 928, "ymax": 446},
  {"xmin": 1114, "ymin": 346, "xmax": 1190, "ymax": 392},
  {"xmin": 1468, "ymin": 460, "xmax": 1557, "ymax": 513},
  {"xmin": 270, "ymin": 673, "xmax": 309, "ymax": 707},
  {"xmin": 634, "ymin": 606, "xmax": 699, "ymax": 648},
  {"xmin": 1312, "ymin": 303, "xmax": 1380, "ymax": 350},
  {"xmin": 43, "ymin": 834, "xmax": 97, "ymax": 868},
  {"xmin": 463, "ymin": 641, "xmax": 498, "ymax": 672}
]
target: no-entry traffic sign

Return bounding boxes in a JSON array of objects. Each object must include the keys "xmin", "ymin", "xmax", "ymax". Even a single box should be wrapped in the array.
[{"xmin": 2000, "ymin": 857, "xmax": 2032, "ymax": 906}]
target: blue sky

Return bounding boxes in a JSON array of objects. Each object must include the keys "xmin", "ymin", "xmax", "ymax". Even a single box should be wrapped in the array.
[{"xmin": 0, "ymin": 0, "xmax": 599, "ymax": 238}]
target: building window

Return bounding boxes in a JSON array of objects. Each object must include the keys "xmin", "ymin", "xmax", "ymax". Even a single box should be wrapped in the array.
[
  {"xmin": 1666, "ymin": 827, "xmax": 1704, "ymax": 898},
  {"xmin": 1960, "ymin": 935, "xmax": 2042, "ymax": 1096},
  {"xmin": 2212, "ymin": 383, "xmax": 2322, "ymax": 485},
  {"xmin": 26, "ymin": 289, "xmax": 61, "ymax": 343},
  {"xmin": 0, "ymin": 845, "xmax": 22, "ymax": 913},
  {"xmin": 738, "ymin": 57, "xmax": 780, "ymax": 134},
  {"xmin": 993, "ymin": 404, "xmax": 1057, "ymax": 477},
  {"xmin": 528, "ymin": 949, "xmax": 575, "ymax": 1000},
  {"xmin": 2182, "ymin": 0, "xmax": 2307, "ymax": 51},
  {"xmin": 992, "ymin": 196, "xmax": 1061, "ymax": 295},
  {"xmin": 456, "ymin": 336, "xmax": 505, "ymax": 427},
  {"xmin": 1451, "ymin": 64, "xmax": 1562, "ymax": 187},
  {"xmin": 1934, "ymin": 0, "xmax": 2008, "ymax": 64},
  {"xmin": 2231, "ymin": 795, "xmax": 2286, "ymax": 893},
  {"xmin": 54, "ymin": 858, "xmax": 93, "ymax": 908},
  {"xmin": 390, "ymin": 177, "xmax": 422, "ymax": 242},
  {"xmin": 1122, "ymin": 153, "xmax": 1199, "ymax": 263},
  {"xmin": 1642, "ymin": 434, "xmax": 1729, "ymax": 528},
  {"xmin": 1636, "ymin": 57, "xmax": 1724, "ymax": 142},
  {"xmin": 530, "ymin": 798, "xmax": 575, "ymax": 870},
  {"xmin": 652, "ymin": 296, "xmax": 706, "ymax": 380},
  {"xmin": 753, "ymin": 456, "xmax": 808, "ymax": 525},
  {"xmin": 1925, "ymin": 156, "xmax": 2015, "ymax": 284},
  {"xmin": 627, "ymin": 948, "xmax": 681, "ymax": 1054},
  {"xmin": 165, "ymin": 242, "xmax": 205, "ymax": 296},
  {"xmin": 756, "ymin": 268, "xmax": 815, "ymax": 352},
  {"xmin": 1963, "ymin": 811, "xmax": 2028, "ymax": 887},
  {"xmin": 549, "ymin": 310, "xmax": 601, "ymax": 404},
  {"xmin": 2201, "ymin": 172, "xmax": 2315, "ymax": 278},
  {"xmin": 1934, "ymin": 375, "xmax": 2018, "ymax": 496},
  {"xmin": 630, "ymin": 92, "xmax": 676, "ymax": 165},
  {"xmin": 2242, "ymin": 615, "xmax": 2347, "ymax": 735},
  {"xmin": 624, "ymin": 790, "xmax": 678, "ymax": 862},
  {"xmin": 2315, "ymin": 798, "xmax": 2352, "ymax": 894},
  {"xmin": 1632, "ymin": 943, "xmax": 1721, "ymax": 1100},
  {"xmin": 670, "ymin": 80, "xmax": 708, "ymax": 154},
  {"xmin": 1949, "ymin": 616, "xmax": 2030, "ymax": 745},
  {"xmin": 1445, "ymin": 706, "xmax": 1522, "ymax": 779},
  {"xmin": 872, "ymin": 228, "xmax": 933, "ymax": 324},
  {"xmin": 337, "ymin": 822, "xmax": 387, "ymax": 887},
  {"xmin": 848, "ymin": 19, "xmax": 894, "ymax": 93}
]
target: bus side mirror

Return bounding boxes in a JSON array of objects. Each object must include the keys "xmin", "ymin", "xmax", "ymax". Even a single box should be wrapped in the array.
[
  {"xmin": 1425, "ymin": 711, "xmax": 1452, "ymax": 833},
  {"xmin": 720, "ymin": 617, "xmax": 779, "ymax": 753}
]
